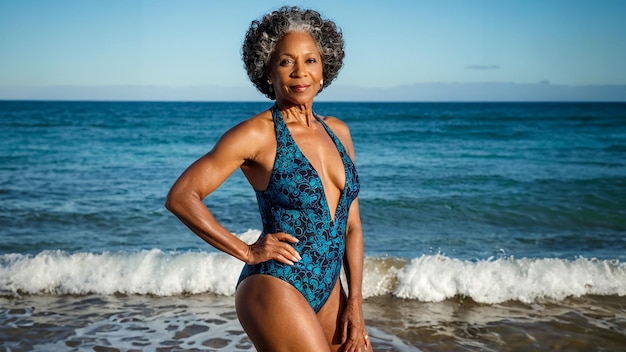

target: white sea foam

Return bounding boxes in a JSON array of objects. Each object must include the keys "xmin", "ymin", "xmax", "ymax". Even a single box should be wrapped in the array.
[
  {"xmin": 0, "ymin": 248, "xmax": 243, "ymax": 296},
  {"xmin": 391, "ymin": 254, "xmax": 626, "ymax": 304},
  {"xmin": 1, "ymin": 231, "xmax": 625, "ymax": 304}
]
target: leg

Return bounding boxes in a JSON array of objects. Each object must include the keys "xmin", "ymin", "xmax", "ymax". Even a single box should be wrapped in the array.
[
  {"xmin": 317, "ymin": 279, "xmax": 373, "ymax": 352},
  {"xmin": 235, "ymin": 274, "xmax": 331, "ymax": 352}
]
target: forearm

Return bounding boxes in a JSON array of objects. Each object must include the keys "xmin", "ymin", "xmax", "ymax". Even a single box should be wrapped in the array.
[
  {"xmin": 165, "ymin": 191, "xmax": 250, "ymax": 263},
  {"xmin": 343, "ymin": 222, "xmax": 365, "ymax": 301}
]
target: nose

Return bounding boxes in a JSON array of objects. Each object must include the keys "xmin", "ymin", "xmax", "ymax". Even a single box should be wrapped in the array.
[{"xmin": 290, "ymin": 59, "xmax": 307, "ymax": 78}]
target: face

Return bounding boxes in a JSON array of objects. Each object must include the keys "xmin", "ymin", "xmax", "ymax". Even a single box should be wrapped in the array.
[{"xmin": 267, "ymin": 31, "xmax": 323, "ymax": 106}]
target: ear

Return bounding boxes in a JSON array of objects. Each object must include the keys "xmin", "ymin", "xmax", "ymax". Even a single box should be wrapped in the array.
[
  {"xmin": 266, "ymin": 69, "xmax": 273, "ymax": 83},
  {"xmin": 266, "ymin": 54, "xmax": 278, "ymax": 82}
]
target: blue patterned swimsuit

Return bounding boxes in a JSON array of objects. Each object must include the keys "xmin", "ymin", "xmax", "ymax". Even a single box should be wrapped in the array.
[{"xmin": 237, "ymin": 104, "xmax": 360, "ymax": 313}]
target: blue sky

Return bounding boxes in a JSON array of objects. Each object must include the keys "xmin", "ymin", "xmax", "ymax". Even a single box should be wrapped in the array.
[{"xmin": 1, "ymin": 0, "xmax": 625, "ymax": 101}]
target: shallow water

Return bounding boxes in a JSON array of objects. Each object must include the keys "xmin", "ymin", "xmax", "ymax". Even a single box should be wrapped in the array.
[
  {"xmin": 364, "ymin": 295, "xmax": 626, "ymax": 351},
  {"xmin": 2, "ymin": 293, "xmax": 625, "ymax": 351}
]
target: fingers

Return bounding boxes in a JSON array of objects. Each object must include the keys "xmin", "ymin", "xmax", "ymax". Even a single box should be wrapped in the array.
[
  {"xmin": 274, "ymin": 251, "xmax": 298, "ymax": 265},
  {"xmin": 273, "ymin": 232, "xmax": 299, "ymax": 244},
  {"xmin": 341, "ymin": 319, "xmax": 349, "ymax": 344},
  {"xmin": 270, "ymin": 232, "xmax": 301, "ymax": 264},
  {"xmin": 348, "ymin": 329, "xmax": 367, "ymax": 352},
  {"xmin": 341, "ymin": 320, "xmax": 369, "ymax": 352},
  {"xmin": 247, "ymin": 232, "xmax": 301, "ymax": 265}
]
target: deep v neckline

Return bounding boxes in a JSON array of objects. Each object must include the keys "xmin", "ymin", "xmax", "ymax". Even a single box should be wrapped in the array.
[
  {"xmin": 275, "ymin": 108, "xmax": 347, "ymax": 224},
  {"xmin": 239, "ymin": 107, "xmax": 360, "ymax": 314}
]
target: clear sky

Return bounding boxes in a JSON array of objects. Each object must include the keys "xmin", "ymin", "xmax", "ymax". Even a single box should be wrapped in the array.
[{"xmin": 1, "ymin": 0, "xmax": 625, "ymax": 100}]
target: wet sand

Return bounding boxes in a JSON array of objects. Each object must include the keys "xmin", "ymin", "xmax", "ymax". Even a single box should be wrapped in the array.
[
  {"xmin": 1, "ymin": 294, "xmax": 625, "ymax": 351},
  {"xmin": 364, "ymin": 295, "xmax": 626, "ymax": 351}
]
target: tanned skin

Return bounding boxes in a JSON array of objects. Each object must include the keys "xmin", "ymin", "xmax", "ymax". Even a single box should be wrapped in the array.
[{"xmin": 166, "ymin": 32, "xmax": 372, "ymax": 352}]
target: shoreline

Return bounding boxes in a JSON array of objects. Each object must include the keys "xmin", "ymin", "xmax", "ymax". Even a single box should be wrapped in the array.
[{"xmin": 2, "ymin": 293, "xmax": 624, "ymax": 351}]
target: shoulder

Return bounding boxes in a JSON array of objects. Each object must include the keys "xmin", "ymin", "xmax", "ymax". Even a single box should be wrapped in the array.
[
  {"xmin": 212, "ymin": 109, "xmax": 275, "ymax": 159},
  {"xmin": 319, "ymin": 115, "xmax": 351, "ymax": 140},
  {"xmin": 225, "ymin": 109, "xmax": 274, "ymax": 141},
  {"xmin": 319, "ymin": 115, "xmax": 356, "ymax": 156}
]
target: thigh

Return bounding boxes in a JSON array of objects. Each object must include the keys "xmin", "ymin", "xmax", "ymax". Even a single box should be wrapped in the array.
[
  {"xmin": 235, "ymin": 274, "xmax": 331, "ymax": 352},
  {"xmin": 317, "ymin": 279, "xmax": 373, "ymax": 352},
  {"xmin": 316, "ymin": 279, "xmax": 346, "ymax": 351}
]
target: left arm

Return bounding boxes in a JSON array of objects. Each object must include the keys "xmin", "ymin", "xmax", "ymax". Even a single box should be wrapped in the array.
[
  {"xmin": 344, "ymin": 200, "xmax": 365, "ymax": 302},
  {"xmin": 326, "ymin": 117, "xmax": 370, "ymax": 351},
  {"xmin": 342, "ymin": 198, "xmax": 370, "ymax": 351}
]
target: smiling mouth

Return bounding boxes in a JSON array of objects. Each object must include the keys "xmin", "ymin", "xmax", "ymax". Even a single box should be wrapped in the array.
[{"xmin": 290, "ymin": 85, "xmax": 310, "ymax": 93}]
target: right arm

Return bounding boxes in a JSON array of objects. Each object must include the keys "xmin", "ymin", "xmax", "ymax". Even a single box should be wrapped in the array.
[{"xmin": 165, "ymin": 116, "xmax": 300, "ymax": 265}]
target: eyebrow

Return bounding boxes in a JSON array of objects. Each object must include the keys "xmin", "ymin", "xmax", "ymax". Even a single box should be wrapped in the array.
[{"xmin": 277, "ymin": 52, "xmax": 320, "ymax": 58}]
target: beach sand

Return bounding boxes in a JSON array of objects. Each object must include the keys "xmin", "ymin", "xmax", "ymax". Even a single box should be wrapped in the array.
[
  {"xmin": 363, "ymin": 295, "xmax": 626, "ymax": 351},
  {"xmin": 1, "ymin": 294, "xmax": 625, "ymax": 351}
]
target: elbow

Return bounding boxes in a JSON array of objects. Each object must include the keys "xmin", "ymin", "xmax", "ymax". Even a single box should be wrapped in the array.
[
  {"xmin": 164, "ymin": 189, "xmax": 182, "ymax": 215},
  {"xmin": 164, "ymin": 194, "xmax": 175, "ymax": 213},
  {"xmin": 165, "ymin": 186, "xmax": 201, "ymax": 216}
]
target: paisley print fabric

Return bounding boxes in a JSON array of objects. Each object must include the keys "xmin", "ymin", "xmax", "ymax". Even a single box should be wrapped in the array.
[{"xmin": 237, "ymin": 104, "xmax": 360, "ymax": 313}]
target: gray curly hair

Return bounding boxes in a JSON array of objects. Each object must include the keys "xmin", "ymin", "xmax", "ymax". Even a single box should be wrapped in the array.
[{"xmin": 242, "ymin": 6, "xmax": 345, "ymax": 100}]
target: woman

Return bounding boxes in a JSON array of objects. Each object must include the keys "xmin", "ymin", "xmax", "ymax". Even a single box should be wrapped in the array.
[{"xmin": 166, "ymin": 6, "xmax": 372, "ymax": 352}]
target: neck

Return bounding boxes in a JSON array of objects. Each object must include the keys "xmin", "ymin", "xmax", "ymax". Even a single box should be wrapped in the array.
[{"xmin": 275, "ymin": 100, "xmax": 315, "ymax": 126}]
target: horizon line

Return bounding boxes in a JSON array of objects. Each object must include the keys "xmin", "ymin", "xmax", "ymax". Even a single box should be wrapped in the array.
[
  {"xmin": 2, "ymin": 99, "xmax": 625, "ymax": 104},
  {"xmin": 2, "ymin": 81, "xmax": 625, "ymax": 102}
]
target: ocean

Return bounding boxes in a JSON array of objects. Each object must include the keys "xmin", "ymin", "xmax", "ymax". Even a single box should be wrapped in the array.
[{"xmin": 1, "ymin": 101, "xmax": 625, "ymax": 351}]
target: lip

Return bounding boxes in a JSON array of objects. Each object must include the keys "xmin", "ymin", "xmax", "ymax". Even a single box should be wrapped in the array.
[{"xmin": 290, "ymin": 84, "xmax": 311, "ymax": 93}]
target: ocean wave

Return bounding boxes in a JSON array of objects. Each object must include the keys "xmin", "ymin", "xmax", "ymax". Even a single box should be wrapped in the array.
[
  {"xmin": 1, "ymin": 232, "xmax": 624, "ymax": 303},
  {"xmin": 384, "ymin": 255, "xmax": 625, "ymax": 303}
]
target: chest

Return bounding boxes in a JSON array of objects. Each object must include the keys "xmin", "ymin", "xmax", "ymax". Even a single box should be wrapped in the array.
[{"xmin": 284, "ymin": 121, "xmax": 346, "ymax": 191}]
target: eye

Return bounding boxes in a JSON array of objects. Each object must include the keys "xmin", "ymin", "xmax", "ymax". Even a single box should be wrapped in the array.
[
  {"xmin": 279, "ymin": 58, "xmax": 293, "ymax": 66},
  {"xmin": 306, "ymin": 57, "xmax": 318, "ymax": 64}
]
